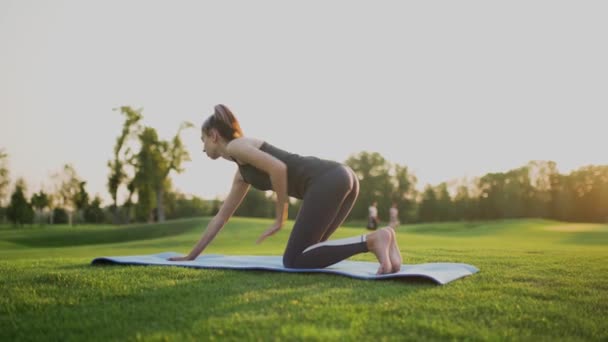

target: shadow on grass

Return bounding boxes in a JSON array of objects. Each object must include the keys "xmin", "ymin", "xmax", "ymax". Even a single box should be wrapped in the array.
[
  {"xmin": 402, "ymin": 219, "xmax": 545, "ymax": 237},
  {"xmin": 560, "ymin": 230, "xmax": 608, "ymax": 246},
  {"xmin": 4, "ymin": 218, "xmax": 208, "ymax": 248}
]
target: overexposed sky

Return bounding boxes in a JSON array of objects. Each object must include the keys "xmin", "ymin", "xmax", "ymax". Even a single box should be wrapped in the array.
[{"xmin": 1, "ymin": 1, "xmax": 607, "ymax": 203}]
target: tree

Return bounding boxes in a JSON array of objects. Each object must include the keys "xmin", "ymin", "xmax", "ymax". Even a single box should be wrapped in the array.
[
  {"xmin": 107, "ymin": 106, "xmax": 142, "ymax": 222},
  {"xmin": 550, "ymin": 172, "xmax": 574, "ymax": 222},
  {"xmin": 0, "ymin": 149, "xmax": 9, "ymax": 223},
  {"xmin": 345, "ymin": 151, "xmax": 393, "ymax": 220},
  {"xmin": 418, "ymin": 185, "xmax": 438, "ymax": 222},
  {"xmin": 391, "ymin": 164, "xmax": 417, "ymax": 223},
  {"xmin": 527, "ymin": 160, "xmax": 557, "ymax": 218},
  {"xmin": 52, "ymin": 164, "xmax": 84, "ymax": 225},
  {"xmin": 164, "ymin": 191, "xmax": 213, "ymax": 220},
  {"xmin": 123, "ymin": 178, "xmax": 136, "ymax": 223},
  {"xmin": 477, "ymin": 173, "xmax": 506, "ymax": 220},
  {"xmin": 73, "ymin": 181, "xmax": 90, "ymax": 224},
  {"xmin": 452, "ymin": 182, "xmax": 478, "ymax": 221},
  {"xmin": 568, "ymin": 165, "xmax": 608, "ymax": 222},
  {"xmin": 235, "ymin": 190, "xmax": 273, "ymax": 218},
  {"xmin": 0, "ymin": 149, "xmax": 10, "ymax": 207},
  {"xmin": 52, "ymin": 208, "xmax": 69, "ymax": 224},
  {"xmin": 132, "ymin": 122, "xmax": 193, "ymax": 222},
  {"xmin": 6, "ymin": 178, "xmax": 34, "ymax": 226},
  {"xmin": 132, "ymin": 127, "xmax": 163, "ymax": 222},
  {"xmin": 31, "ymin": 190, "xmax": 50, "ymax": 225},
  {"xmin": 502, "ymin": 167, "xmax": 531, "ymax": 218},
  {"xmin": 435, "ymin": 182, "xmax": 452, "ymax": 221},
  {"xmin": 84, "ymin": 196, "xmax": 106, "ymax": 223}
]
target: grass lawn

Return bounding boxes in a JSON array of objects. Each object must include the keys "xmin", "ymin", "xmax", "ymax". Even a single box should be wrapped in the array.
[{"xmin": 1, "ymin": 217, "xmax": 607, "ymax": 341}]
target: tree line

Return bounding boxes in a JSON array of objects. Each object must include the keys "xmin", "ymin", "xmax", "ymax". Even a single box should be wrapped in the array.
[
  {"xmin": 231, "ymin": 153, "xmax": 608, "ymax": 224},
  {"xmin": 1, "ymin": 109, "xmax": 606, "ymax": 226},
  {"xmin": 0, "ymin": 106, "xmax": 197, "ymax": 226}
]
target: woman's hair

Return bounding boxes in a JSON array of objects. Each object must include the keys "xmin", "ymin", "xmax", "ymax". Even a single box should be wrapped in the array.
[{"xmin": 201, "ymin": 104, "xmax": 243, "ymax": 141}]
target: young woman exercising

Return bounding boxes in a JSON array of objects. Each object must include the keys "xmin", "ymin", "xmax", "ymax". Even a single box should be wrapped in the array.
[{"xmin": 168, "ymin": 104, "xmax": 402, "ymax": 274}]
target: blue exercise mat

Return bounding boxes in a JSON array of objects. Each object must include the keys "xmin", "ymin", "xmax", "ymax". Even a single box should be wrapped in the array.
[{"xmin": 91, "ymin": 252, "xmax": 479, "ymax": 285}]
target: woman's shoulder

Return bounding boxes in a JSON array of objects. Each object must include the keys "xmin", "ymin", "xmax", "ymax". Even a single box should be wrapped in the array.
[
  {"xmin": 226, "ymin": 137, "xmax": 268, "ymax": 166},
  {"xmin": 227, "ymin": 137, "xmax": 265, "ymax": 150}
]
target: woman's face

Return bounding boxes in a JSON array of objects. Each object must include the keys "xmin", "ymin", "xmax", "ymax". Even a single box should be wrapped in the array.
[{"xmin": 201, "ymin": 130, "xmax": 220, "ymax": 160}]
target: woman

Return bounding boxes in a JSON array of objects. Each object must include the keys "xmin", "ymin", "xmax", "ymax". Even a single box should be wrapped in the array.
[
  {"xmin": 367, "ymin": 201, "xmax": 379, "ymax": 230},
  {"xmin": 389, "ymin": 202, "xmax": 400, "ymax": 229},
  {"xmin": 168, "ymin": 104, "xmax": 402, "ymax": 274}
]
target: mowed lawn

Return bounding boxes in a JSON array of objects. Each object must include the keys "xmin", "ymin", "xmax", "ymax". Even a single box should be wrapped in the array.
[{"xmin": 1, "ymin": 218, "xmax": 607, "ymax": 341}]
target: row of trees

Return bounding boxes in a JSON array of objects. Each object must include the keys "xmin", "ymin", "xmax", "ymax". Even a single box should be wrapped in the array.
[
  {"xmin": 2, "ymin": 113, "xmax": 607, "ymax": 226},
  {"xmin": 0, "ymin": 106, "xmax": 195, "ymax": 226},
  {"xmin": 225, "ymin": 153, "xmax": 608, "ymax": 224},
  {"xmin": 0, "ymin": 159, "xmax": 107, "ymax": 226},
  {"xmin": 0, "ymin": 152, "xmax": 218, "ymax": 226},
  {"xmin": 416, "ymin": 162, "xmax": 608, "ymax": 223}
]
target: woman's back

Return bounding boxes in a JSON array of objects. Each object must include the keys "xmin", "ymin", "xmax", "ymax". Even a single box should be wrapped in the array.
[{"xmin": 236, "ymin": 141, "xmax": 340, "ymax": 199}]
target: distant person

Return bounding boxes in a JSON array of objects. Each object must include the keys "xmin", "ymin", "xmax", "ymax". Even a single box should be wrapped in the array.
[
  {"xmin": 367, "ymin": 201, "xmax": 379, "ymax": 231},
  {"xmin": 168, "ymin": 104, "xmax": 401, "ymax": 274},
  {"xmin": 389, "ymin": 202, "xmax": 400, "ymax": 229}
]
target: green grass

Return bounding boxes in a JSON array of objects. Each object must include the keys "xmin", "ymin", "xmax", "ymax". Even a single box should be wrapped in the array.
[{"xmin": 1, "ymin": 218, "xmax": 607, "ymax": 341}]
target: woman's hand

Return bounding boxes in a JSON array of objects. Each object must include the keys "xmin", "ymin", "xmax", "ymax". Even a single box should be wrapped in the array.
[
  {"xmin": 256, "ymin": 221, "xmax": 283, "ymax": 244},
  {"xmin": 168, "ymin": 255, "xmax": 195, "ymax": 262}
]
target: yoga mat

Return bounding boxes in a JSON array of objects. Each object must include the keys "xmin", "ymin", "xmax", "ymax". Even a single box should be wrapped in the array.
[{"xmin": 92, "ymin": 252, "xmax": 478, "ymax": 285}]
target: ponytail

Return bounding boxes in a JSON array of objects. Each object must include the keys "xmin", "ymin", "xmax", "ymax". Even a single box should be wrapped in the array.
[{"xmin": 201, "ymin": 104, "xmax": 243, "ymax": 141}]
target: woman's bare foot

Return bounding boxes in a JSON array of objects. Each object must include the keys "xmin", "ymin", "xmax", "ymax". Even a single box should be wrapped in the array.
[
  {"xmin": 387, "ymin": 227, "xmax": 402, "ymax": 273},
  {"xmin": 366, "ymin": 227, "xmax": 393, "ymax": 275}
]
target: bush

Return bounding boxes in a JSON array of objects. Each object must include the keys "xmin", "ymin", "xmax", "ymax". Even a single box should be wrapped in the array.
[
  {"xmin": 53, "ymin": 208, "xmax": 69, "ymax": 224},
  {"xmin": 84, "ymin": 206, "xmax": 105, "ymax": 223}
]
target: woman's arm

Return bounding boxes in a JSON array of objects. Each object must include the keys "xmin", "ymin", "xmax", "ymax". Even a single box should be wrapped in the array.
[
  {"xmin": 226, "ymin": 139, "xmax": 289, "ymax": 243},
  {"xmin": 168, "ymin": 171, "xmax": 250, "ymax": 261}
]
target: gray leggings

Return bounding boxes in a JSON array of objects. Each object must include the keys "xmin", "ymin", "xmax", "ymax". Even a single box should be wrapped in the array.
[{"xmin": 283, "ymin": 165, "xmax": 368, "ymax": 269}]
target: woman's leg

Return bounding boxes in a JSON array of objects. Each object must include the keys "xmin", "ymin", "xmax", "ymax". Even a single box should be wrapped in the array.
[
  {"xmin": 318, "ymin": 167, "xmax": 359, "ymax": 242},
  {"xmin": 282, "ymin": 166, "xmax": 396, "ymax": 273},
  {"xmin": 319, "ymin": 169, "xmax": 401, "ymax": 273}
]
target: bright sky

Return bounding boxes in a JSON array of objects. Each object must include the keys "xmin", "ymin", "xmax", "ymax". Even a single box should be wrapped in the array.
[{"xmin": 1, "ymin": 1, "xmax": 607, "ymax": 204}]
